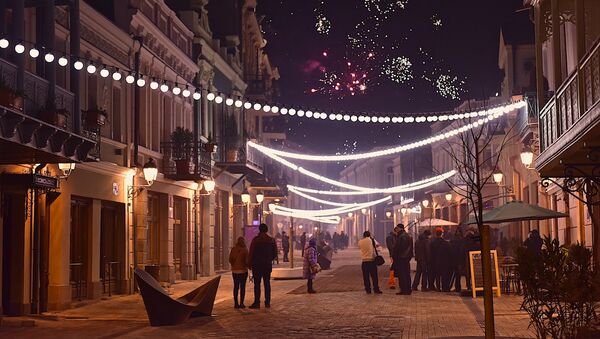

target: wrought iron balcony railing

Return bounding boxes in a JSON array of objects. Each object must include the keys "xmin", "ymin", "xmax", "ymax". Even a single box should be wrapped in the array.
[
  {"xmin": 160, "ymin": 141, "xmax": 212, "ymax": 181},
  {"xmin": 539, "ymin": 39, "xmax": 600, "ymax": 153},
  {"xmin": 215, "ymin": 136, "xmax": 263, "ymax": 175}
]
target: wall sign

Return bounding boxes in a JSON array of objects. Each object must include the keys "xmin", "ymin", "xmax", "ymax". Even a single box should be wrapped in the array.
[{"xmin": 112, "ymin": 182, "xmax": 119, "ymax": 196}]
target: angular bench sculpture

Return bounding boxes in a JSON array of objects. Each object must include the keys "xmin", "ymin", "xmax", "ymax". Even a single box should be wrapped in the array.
[{"xmin": 134, "ymin": 268, "xmax": 221, "ymax": 326}]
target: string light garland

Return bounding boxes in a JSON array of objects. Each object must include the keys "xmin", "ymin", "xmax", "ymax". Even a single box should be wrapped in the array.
[
  {"xmin": 248, "ymin": 101, "xmax": 525, "ymax": 162},
  {"xmin": 287, "ymin": 187, "xmax": 377, "ymax": 207},
  {"xmin": 0, "ymin": 37, "xmax": 524, "ymax": 126},
  {"xmin": 269, "ymin": 209, "xmax": 341, "ymax": 224},
  {"xmin": 272, "ymin": 196, "xmax": 391, "ymax": 217}
]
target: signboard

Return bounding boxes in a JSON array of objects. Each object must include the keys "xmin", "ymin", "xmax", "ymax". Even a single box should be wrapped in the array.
[{"xmin": 469, "ymin": 250, "xmax": 501, "ymax": 298}]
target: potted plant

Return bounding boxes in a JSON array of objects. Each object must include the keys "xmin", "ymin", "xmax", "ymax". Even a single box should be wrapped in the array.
[
  {"xmin": 83, "ymin": 104, "xmax": 108, "ymax": 129},
  {"xmin": 204, "ymin": 133, "xmax": 217, "ymax": 153},
  {"xmin": 224, "ymin": 115, "xmax": 240, "ymax": 162},
  {"xmin": 170, "ymin": 127, "xmax": 194, "ymax": 175},
  {"xmin": 0, "ymin": 78, "xmax": 24, "ymax": 111},
  {"xmin": 39, "ymin": 100, "xmax": 69, "ymax": 129}
]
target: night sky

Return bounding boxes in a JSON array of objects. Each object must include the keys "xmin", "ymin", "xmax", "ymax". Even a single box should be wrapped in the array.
[{"xmin": 258, "ymin": 0, "xmax": 527, "ymax": 156}]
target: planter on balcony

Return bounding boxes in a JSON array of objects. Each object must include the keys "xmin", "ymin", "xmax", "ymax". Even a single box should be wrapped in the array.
[
  {"xmin": 170, "ymin": 127, "xmax": 194, "ymax": 176},
  {"xmin": 226, "ymin": 149, "xmax": 239, "ymax": 162},
  {"xmin": 0, "ymin": 87, "xmax": 24, "ymax": 111},
  {"xmin": 40, "ymin": 108, "xmax": 68, "ymax": 129},
  {"xmin": 205, "ymin": 142, "xmax": 217, "ymax": 153},
  {"xmin": 84, "ymin": 108, "xmax": 108, "ymax": 128}
]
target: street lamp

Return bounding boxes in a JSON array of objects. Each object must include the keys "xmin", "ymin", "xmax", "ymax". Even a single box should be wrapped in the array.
[
  {"xmin": 401, "ymin": 207, "xmax": 407, "ymax": 215},
  {"xmin": 58, "ymin": 163, "xmax": 76, "ymax": 178},
  {"xmin": 445, "ymin": 193, "xmax": 453, "ymax": 202},
  {"xmin": 520, "ymin": 151, "xmax": 534, "ymax": 169},
  {"xmin": 385, "ymin": 210, "xmax": 392, "ymax": 218},
  {"xmin": 256, "ymin": 193, "xmax": 264, "ymax": 203},
  {"xmin": 493, "ymin": 171, "xmax": 504, "ymax": 184},
  {"xmin": 422, "ymin": 199, "xmax": 429, "ymax": 208},
  {"xmin": 361, "ymin": 208, "xmax": 367, "ymax": 214},
  {"xmin": 347, "ymin": 212, "xmax": 353, "ymax": 218},
  {"xmin": 241, "ymin": 189, "xmax": 251, "ymax": 204},
  {"xmin": 128, "ymin": 158, "xmax": 158, "ymax": 198},
  {"xmin": 203, "ymin": 179, "xmax": 216, "ymax": 193}
]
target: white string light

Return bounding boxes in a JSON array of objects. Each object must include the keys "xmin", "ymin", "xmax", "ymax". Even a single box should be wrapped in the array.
[
  {"xmin": 0, "ymin": 37, "xmax": 527, "ymax": 127},
  {"xmin": 271, "ymin": 196, "xmax": 391, "ymax": 217},
  {"xmin": 288, "ymin": 187, "xmax": 371, "ymax": 207},
  {"xmin": 268, "ymin": 209, "xmax": 341, "ymax": 224},
  {"xmin": 247, "ymin": 102, "xmax": 524, "ymax": 162}
]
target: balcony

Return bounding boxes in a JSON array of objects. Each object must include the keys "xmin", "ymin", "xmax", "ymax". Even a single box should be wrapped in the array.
[
  {"xmin": 245, "ymin": 74, "xmax": 278, "ymax": 102},
  {"xmin": 215, "ymin": 138, "xmax": 263, "ymax": 176},
  {"xmin": 515, "ymin": 94, "xmax": 538, "ymax": 141},
  {"xmin": 537, "ymin": 39, "xmax": 600, "ymax": 177},
  {"xmin": 160, "ymin": 141, "xmax": 212, "ymax": 181},
  {"xmin": 247, "ymin": 162, "xmax": 288, "ymax": 196},
  {"xmin": 0, "ymin": 58, "xmax": 98, "ymax": 164}
]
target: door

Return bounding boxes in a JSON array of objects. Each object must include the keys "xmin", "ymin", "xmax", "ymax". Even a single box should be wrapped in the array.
[
  {"xmin": 147, "ymin": 193, "xmax": 160, "ymax": 265},
  {"xmin": 70, "ymin": 198, "xmax": 90, "ymax": 301},
  {"xmin": 100, "ymin": 202, "xmax": 124, "ymax": 295},
  {"xmin": 173, "ymin": 197, "xmax": 187, "ymax": 279},
  {"xmin": 2, "ymin": 193, "xmax": 26, "ymax": 315}
]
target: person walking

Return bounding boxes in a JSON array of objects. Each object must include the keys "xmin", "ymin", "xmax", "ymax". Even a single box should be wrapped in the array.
[
  {"xmin": 358, "ymin": 231, "xmax": 382, "ymax": 294},
  {"xmin": 412, "ymin": 229, "xmax": 431, "ymax": 291},
  {"xmin": 303, "ymin": 238, "xmax": 319, "ymax": 293},
  {"xmin": 386, "ymin": 225, "xmax": 399, "ymax": 289},
  {"xmin": 247, "ymin": 223, "xmax": 278, "ymax": 309},
  {"xmin": 300, "ymin": 232, "xmax": 307, "ymax": 257},
  {"xmin": 229, "ymin": 236, "xmax": 249, "ymax": 308},
  {"xmin": 392, "ymin": 224, "xmax": 413, "ymax": 295},
  {"xmin": 282, "ymin": 231, "xmax": 290, "ymax": 262}
]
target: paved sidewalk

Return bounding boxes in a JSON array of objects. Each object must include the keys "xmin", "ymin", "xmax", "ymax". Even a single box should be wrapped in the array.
[{"xmin": 0, "ymin": 248, "xmax": 535, "ymax": 338}]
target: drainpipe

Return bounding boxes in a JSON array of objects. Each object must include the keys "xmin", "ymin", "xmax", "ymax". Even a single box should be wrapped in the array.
[
  {"xmin": 13, "ymin": 0, "xmax": 24, "ymax": 92},
  {"xmin": 70, "ymin": 0, "xmax": 81, "ymax": 133},
  {"xmin": 131, "ymin": 36, "xmax": 142, "ymax": 273}
]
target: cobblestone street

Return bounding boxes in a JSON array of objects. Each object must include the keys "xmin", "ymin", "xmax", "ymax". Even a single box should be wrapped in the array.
[{"xmin": 0, "ymin": 249, "xmax": 535, "ymax": 338}]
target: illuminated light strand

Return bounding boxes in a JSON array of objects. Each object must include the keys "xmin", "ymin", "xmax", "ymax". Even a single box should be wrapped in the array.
[
  {"xmin": 269, "ymin": 209, "xmax": 341, "ymax": 224},
  {"xmin": 248, "ymin": 101, "xmax": 525, "ymax": 162},
  {"xmin": 257, "ymin": 148, "xmax": 456, "ymax": 194},
  {"xmin": 287, "ymin": 187, "xmax": 373, "ymax": 207},
  {"xmin": 0, "ymin": 37, "xmax": 523, "ymax": 125},
  {"xmin": 271, "ymin": 196, "xmax": 391, "ymax": 217}
]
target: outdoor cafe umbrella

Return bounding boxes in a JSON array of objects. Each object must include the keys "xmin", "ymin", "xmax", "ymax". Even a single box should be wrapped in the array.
[
  {"xmin": 416, "ymin": 218, "xmax": 458, "ymax": 227},
  {"xmin": 466, "ymin": 200, "xmax": 569, "ymax": 224}
]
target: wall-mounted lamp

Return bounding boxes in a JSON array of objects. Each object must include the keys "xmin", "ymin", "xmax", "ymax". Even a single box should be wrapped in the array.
[
  {"xmin": 520, "ymin": 151, "xmax": 534, "ymax": 169},
  {"xmin": 385, "ymin": 211, "xmax": 392, "ymax": 218},
  {"xmin": 241, "ymin": 189, "xmax": 251, "ymax": 204},
  {"xmin": 493, "ymin": 171, "xmax": 504, "ymax": 185},
  {"xmin": 58, "ymin": 162, "xmax": 76, "ymax": 179},
  {"xmin": 347, "ymin": 212, "xmax": 353, "ymax": 218},
  {"xmin": 422, "ymin": 199, "xmax": 429, "ymax": 208},
  {"xmin": 256, "ymin": 192, "xmax": 264, "ymax": 203},
  {"xmin": 128, "ymin": 158, "xmax": 158, "ymax": 199},
  {"xmin": 445, "ymin": 193, "xmax": 453, "ymax": 202}
]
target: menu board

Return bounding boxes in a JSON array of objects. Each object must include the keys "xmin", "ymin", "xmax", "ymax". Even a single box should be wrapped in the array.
[{"xmin": 469, "ymin": 250, "xmax": 501, "ymax": 298}]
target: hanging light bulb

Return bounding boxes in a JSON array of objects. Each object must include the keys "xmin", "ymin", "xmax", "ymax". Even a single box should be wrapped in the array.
[
  {"xmin": 86, "ymin": 63, "xmax": 96, "ymax": 74},
  {"xmin": 14, "ymin": 43, "xmax": 25, "ymax": 54},
  {"xmin": 29, "ymin": 47, "xmax": 40, "ymax": 58},
  {"xmin": 0, "ymin": 38, "xmax": 8, "ymax": 49},
  {"xmin": 192, "ymin": 91, "xmax": 201, "ymax": 100},
  {"xmin": 150, "ymin": 79, "xmax": 159, "ymax": 90},
  {"xmin": 44, "ymin": 53, "xmax": 54, "ymax": 63},
  {"xmin": 125, "ymin": 73, "xmax": 135, "ymax": 84},
  {"xmin": 225, "ymin": 98, "xmax": 233, "ymax": 106},
  {"xmin": 214, "ymin": 95, "xmax": 223, "ymax": 104},
  {"xmin": 297, "ymin": 110, "xmax": 305, "ymax": 117},
  {"xmin": 112, "ymin": 71, "xmax": 122, "ymax": 81},
  {"xmin": 73, "ymin": 60, "xmax": 84, "ymax": 70},
  {"xmin": 280, "ymin": 107, "xmax": 288, "ymax": 115},
  {"xmin": 160, "ymin": 82, "xmax": 169, "ymax": 93},
  {"xmin": 136, "ymin": 77, "xmax": 145, "ymax": 87},
  {"xmin": 305, "ymin": 110, "xmax": 312, "ymax": 118},
  {"xmin": 234, "ymin": 100, "xmax": 243, "ymax": 108},
  {"xmin": 206, "ymin": 92, "xmax": 215, "ymax": 101},
  {"xmin": 58, "ymin": 56, "xmax": 68, "ymax": 67},
  {"xmin": 263, "ymin": 105, "xmax": 271, "ymax": 112},
  {"xmin": 289, "ymin": 108, "xmax": 296, "ymax": 116},
  {"xmin": 271, "ymin": 106, "xmax": 279, "ymax": 113},
  {"xmin": 172, "ymin": 86, "xmax": 181, "ymax": 95},
  {"xmin": 253, "ymin": 103, "xmax": 262, "ymax": 110},
  {"xmin": 243, "ymin": 102, "xmax": 252, "ymax": 109},
  {"xmin": 182, "ymin": 88, "xmax": 191, "ymax": 97},
  {"xmin": 99, "ymin": 68, "xmax": 110, "ymax": 78}
]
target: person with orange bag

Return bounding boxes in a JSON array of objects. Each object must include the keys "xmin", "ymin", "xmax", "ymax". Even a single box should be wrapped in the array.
[{"xmin": 386, "ymin": 225, "xmax": 400, "ymax": 289}]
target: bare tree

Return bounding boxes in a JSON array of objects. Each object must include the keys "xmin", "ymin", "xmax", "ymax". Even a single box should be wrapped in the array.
[{"xmin": 436, "ymin": 104, "xmax": 517, "ymax": 339}]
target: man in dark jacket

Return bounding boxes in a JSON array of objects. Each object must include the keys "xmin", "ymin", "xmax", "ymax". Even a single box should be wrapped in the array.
[
  {"xmin": 300, "ymin": 232, "xmax": 307, "ymax": 256},
  {"xmin": 429, "ymin": 227, "xmax": 453, "ymax": 292},
  {"xmin": 412, "ymin": 229, "xmax": 431, "ymax": 291},
  {"xmin": 282, "ymin": 231, "xmax": 290, "ymax": 262},
  {"xmin": 524, "ymin": 229, "xmax": 543, "ymax": 258},
  {"xmin": 392, "ymin": 224, "xmax": 413, "ymax": 295},
  {"xmin": 248, "ymin": 223, "xmax": 278, "ymax": 309},
  {"xmin": 386, "ymin": 226, "xmax": 399, "ymax": 289},
  {"xmin": 450, "ymin": 229, "xmax": 466, "ymax": 292}
]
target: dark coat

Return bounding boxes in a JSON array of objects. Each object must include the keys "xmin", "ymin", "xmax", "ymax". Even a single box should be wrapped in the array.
[
  {"xmin": 282, "ymin": 235, "xmax": 290, "ymax": 250},
  {"xmin": 248, "ymin": 232, "xmax": 278, "ymax": 272},
  {"xmin": 430, "ymin": 237, "xmax": 452, "ymax": 272},
  {"xmin": 392, "ymin": 231, "xmax": 413, "ymax": 261},
  {"xmin": 450, "ymin": 235, "xmax": 466, "ymax": 269},
  {"xmin": 414, "ymin": 234, "xmax": 430, "ymax": 262},
  {"xmin": 386, "ymin": 232, "xmax": 397, "ymax": 256}
]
